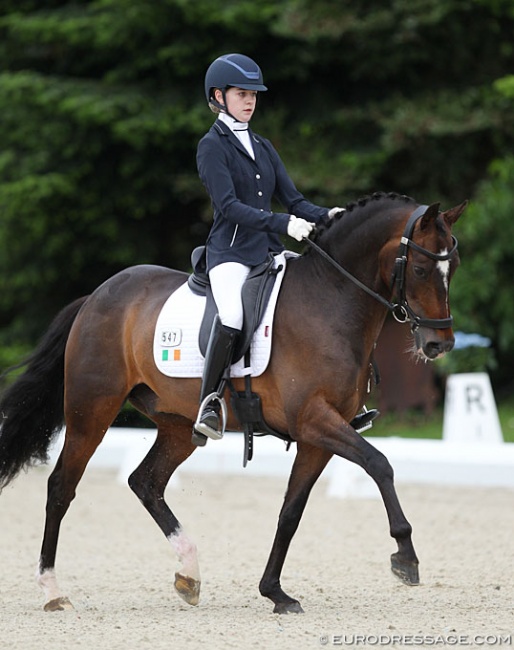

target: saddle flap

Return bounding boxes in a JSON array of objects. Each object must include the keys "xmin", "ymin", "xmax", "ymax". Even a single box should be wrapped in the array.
[{"xmin": 198, "ymin": 253, "xmax": 282, "ymax": 361}]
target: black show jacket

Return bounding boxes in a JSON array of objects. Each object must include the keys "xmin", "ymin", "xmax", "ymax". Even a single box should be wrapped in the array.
[{"xmin": 197, "ymin": 119, "xmax": 328, "ymax": 272}]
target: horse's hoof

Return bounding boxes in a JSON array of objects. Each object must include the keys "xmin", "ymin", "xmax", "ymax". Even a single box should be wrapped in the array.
[
  {"xmin": 43, "ymin": 596, "xmax": 74, "ymax": 612},
  {"xmin": 391, "ymin": 553, "xmax": 420, "ymax": 585},
  {"xmin": 174, "ymin": 572, "xmax": 201, "ymax": 605},
  {"xmin": 273, "ymin": 600, "xmax": 304, "ymax": 614}
]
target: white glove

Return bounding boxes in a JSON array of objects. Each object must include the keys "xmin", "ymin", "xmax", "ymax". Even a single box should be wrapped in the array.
[
  {"xmin": 287, "ymin": 215, "xmax": 314, "ymax": 242},
  {"xmin": 328, "ymin": 206, "xmax": 346, "ymax": 219}
]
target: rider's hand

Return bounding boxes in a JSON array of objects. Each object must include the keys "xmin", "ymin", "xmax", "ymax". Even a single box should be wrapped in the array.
[
  {"xmin": 287, "ymin": 215, "xmax": 315, "ymax": 242},
  {"xmin": 328, "ymin": 206, "xmax": 345, "ymax": 219}
]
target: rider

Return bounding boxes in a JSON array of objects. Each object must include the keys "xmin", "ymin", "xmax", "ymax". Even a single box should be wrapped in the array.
[{"xmin": 193, "ymin": 52, "xmax": 373, "ymax": 445}]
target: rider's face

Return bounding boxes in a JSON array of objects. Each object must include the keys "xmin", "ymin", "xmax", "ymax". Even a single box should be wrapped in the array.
[{"xmin": 216, "ymin": 87, "xmax": 257, "ymax": 122}]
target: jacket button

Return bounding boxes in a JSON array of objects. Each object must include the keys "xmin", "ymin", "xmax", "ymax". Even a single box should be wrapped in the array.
[
  {"xmin": 257, "ymin": 191, "xmax": 263, "ymax": 196},
  {"xmin": 256, "ymin": 174, "xmax": 261, "ymax": 179}
]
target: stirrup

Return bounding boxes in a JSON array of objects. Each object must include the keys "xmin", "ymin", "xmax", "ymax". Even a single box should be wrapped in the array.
[
  {"xmin": 351, "ymin": 407, "xmax": 380, "ymax": 433},
  {"xmin": 193, "ymin": 392, "xmax": 228, "ymax": 441}
]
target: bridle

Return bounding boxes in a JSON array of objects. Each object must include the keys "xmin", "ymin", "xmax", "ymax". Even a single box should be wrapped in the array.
[{"xmin": 304, "ymin": 204, "xmax": 459, "ymax": 331}]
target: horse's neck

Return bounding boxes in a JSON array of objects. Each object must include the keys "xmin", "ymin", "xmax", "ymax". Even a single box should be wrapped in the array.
[
  {"xmin": 325, "ymin": 215, "xmax": 386, "ymax": 273},
  {"xmin": 315, "ymin": 218, "xmax": 389, "ymax": 294},
  {"xmin": 285, "ymin": 252, "xmax": 389, "ymax": 339}
]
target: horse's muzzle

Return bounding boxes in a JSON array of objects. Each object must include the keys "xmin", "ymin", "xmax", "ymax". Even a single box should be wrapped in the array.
[{"xmin": 421, "ymin": 337, "xmax": 454, "ymax": 360}]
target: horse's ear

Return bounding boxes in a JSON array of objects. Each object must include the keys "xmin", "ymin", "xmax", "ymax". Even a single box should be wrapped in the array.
[
  {"xmin": 419, "ymin": 202, "xmax": 440, "ymax": 230},
  {"xmin": 443, "ymin": 200, "xmax": 469, "ymax": 226}
]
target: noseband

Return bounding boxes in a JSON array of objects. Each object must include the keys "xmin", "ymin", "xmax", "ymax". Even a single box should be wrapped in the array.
[{"xmin": 304, "ymin": 204, "xmax": 459, "ymax": 331}]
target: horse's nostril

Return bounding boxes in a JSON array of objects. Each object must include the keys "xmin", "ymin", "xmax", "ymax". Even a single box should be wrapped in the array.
[
  {"xmin": 424, "ymin": 342, "xmax": 441, "ymax": 359},
  {"xmin": 425, "ymin": 339, "xmax": 454, "ymax": 358}
]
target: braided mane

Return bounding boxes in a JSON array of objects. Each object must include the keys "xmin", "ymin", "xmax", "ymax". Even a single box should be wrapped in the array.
[{"xmin": 311, "ymin": 191, "xmax": 416, "ymax": 244}]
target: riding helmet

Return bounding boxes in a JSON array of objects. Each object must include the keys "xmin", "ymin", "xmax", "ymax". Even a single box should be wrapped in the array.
[{"xmin": 204, "ymin": 53, "xmax": 268, "ymax": 105}]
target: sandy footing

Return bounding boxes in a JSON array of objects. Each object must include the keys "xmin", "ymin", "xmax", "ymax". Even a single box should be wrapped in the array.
[{"xmin": 2, "ymin": 465, "xmax": 513, "ymax": 648}]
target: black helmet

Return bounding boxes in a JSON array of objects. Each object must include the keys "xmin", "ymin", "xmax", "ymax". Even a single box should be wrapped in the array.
[{"xmin": 204, "ymin": 53, "xmax": 267, "ymax": 104}]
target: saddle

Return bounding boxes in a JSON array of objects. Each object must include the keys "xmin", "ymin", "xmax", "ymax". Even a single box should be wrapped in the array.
[
  {"xmin": 188, "ymin": 246, "xmax": 283, "ymax": 362},
  {"xmin": 187, "ymin": 247, "xmax": 292, "ymax": 465}
]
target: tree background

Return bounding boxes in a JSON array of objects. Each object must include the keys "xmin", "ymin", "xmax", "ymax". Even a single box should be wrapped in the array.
[{"xmin": 1, "ymin": 0, "xmax": 514, "ymax": 393}]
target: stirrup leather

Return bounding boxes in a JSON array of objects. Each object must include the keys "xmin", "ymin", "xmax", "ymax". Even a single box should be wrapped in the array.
[{"xmin": 193, "ymin": 392, "xmax": 228, "ymax": 440}]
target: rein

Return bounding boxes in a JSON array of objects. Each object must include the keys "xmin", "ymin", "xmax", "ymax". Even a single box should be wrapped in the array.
[{"xmin": 304, "ymin": 204, "xmax": 459, "ymax": 331}]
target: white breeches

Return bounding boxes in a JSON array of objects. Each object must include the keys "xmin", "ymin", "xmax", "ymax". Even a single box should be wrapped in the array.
[{"xmin": 209, "ymin": 262, "xmax": 251, "ymax": 330}]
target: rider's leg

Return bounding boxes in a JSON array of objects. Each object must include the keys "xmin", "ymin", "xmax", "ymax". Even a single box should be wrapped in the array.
[
  {"xmin": 193, "ymin": 316, "xmax": 239, "ymax": 440},
  {"xmin": 192, "ymin": 262, "xmax": 250, "ymax": 445}
]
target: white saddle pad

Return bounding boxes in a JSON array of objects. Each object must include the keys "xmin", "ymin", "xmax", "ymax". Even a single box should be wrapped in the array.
[{"xmin": 153, "ymin": 252, "xmax": 291, "ymax": 378}]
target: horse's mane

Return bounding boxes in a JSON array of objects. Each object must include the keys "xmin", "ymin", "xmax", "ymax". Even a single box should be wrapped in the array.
[{"xmin": 311, "ymin": 191, "xmax": 417, "ymax": 245}]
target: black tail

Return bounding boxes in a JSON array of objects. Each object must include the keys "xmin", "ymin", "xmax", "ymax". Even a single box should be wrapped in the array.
[{"xmin": 0, "ymin": 296, "xmax": 89, "ymax": 490}]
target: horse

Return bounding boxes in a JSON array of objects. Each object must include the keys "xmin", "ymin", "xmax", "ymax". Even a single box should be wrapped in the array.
[{"xmin": 0, "ymin": 192, "xmax": 466, "ymax": 614}]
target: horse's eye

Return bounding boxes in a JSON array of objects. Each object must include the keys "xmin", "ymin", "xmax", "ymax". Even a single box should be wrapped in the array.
[{"xmin": 413, "ymin": 266, "xmax": 427, "ymax": 279}]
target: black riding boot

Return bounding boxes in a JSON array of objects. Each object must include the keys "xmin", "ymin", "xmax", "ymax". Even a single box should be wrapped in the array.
[
  {"xmin": 350, "ymin": 408, "xmax": 380, "ymax": 432},
  {"xmin": 192, "ymin": 317, "xmax": 239, "ymax": 446}
]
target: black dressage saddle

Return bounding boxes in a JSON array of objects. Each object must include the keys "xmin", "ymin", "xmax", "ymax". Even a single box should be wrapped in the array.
[{"xmin": 187, "ymin": 246, "xmax": 283, "ymax": 362}]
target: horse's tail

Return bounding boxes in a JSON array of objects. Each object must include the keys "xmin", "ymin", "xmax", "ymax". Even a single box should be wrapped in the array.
[{"xmin": 0, "ymin": 296, "xmax": 89, "ymax": 491}]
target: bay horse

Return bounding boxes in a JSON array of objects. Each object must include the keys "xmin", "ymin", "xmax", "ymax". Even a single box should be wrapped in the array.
[{"xmin": 0, "ymin": 192, "xmax": 466, "ymax": 614}]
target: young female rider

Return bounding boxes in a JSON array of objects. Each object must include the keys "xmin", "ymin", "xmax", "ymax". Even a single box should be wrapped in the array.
[{"xmin": 192, "ymin": 53, "xmax": 346, "ymax": 445}]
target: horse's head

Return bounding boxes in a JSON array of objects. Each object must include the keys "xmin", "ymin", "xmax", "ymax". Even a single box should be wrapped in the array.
[
  {"xmin": 383, "ymin": 200, "xmax": 468, "ymax": 360},
  {"xmin": 306, "ymin": 192, "xmax": 467, "ymax": 361}
]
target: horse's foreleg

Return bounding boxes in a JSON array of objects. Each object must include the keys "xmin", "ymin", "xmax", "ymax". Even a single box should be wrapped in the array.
[
  {"xmin": 127, "ymin": 415, "xmax": 200, "ymax": 606},
  {"xmin": 301, "ymin": 402, "xmax": 419, "ymax": 586},
  {"xmin": 341, "ymin": 438, "xmax": 419, "ymax": 584},
  {"xmin": 363, "ymin": 444, "xmax": 419, "ymax": 583},
  {"xmin": 259, "ymin": 443, "xmax": 332, "ymax": 614}
]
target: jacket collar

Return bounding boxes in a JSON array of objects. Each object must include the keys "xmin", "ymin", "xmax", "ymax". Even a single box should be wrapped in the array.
[{"xmin": 213, "ymin": 119, "xmax": 260, "ymax": 160}]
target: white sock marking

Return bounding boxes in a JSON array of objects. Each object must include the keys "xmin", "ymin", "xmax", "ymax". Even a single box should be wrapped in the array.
[
  {"xmin": 36, "ymin": 567, "xmax": 62, "ymax": 602},
  {"xmin": 168, "ymin": 528, "xmax": 200, "ymax": 581}
]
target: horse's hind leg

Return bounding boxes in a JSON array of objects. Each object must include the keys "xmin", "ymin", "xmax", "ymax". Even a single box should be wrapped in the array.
[
  {"xmin": 37, "ymin": 395, "xmax": 126, "ymax": 611},
  {"xmin": 125, "ymin": 398, "xmax": 199, "ymax": 605},
  {"xmin": 259, "ymin": 443, "xmax": 333, "ymax": 614}
]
